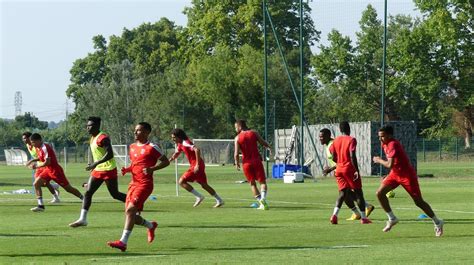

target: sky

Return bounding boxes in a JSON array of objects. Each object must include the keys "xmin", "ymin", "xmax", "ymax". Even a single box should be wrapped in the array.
[{"xmin": 0, "ymin": 0, "xmax": 419, "ymax": 122}]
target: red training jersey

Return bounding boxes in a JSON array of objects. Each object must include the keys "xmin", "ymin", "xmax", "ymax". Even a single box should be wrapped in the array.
[
  {"xmin": 36, "ymin": 143, "xmax": 60, "ymax": 169},
  {"xmin": 329, "ymin": 135, "xmax": 357, "ymax": 173},
  {"xmin": 237, "ymin": 130, "xmax": 262, "ymax": 163},
  {"xmin": 382, "ymin": 138, "xmax": 415, "ymax": 176},
  {"xmin": 129, "ymin": 141, "xmax": 163, "ymax": 185},
  {"xmin": 176, "ymin": 139, "xmax": 203, "ymax": 167}
]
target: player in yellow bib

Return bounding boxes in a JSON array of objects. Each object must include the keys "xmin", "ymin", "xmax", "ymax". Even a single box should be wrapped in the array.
[
  {"xmin": 319, "ymin": 128, "xmax": 375, "ymax": 223},
  {"xmin": 23, "ymin": 132, "xmax": 60, "ymax": 203},
  {"xmin": 69, "ymin": 117, "xmax": 126, "ymax": 227}
]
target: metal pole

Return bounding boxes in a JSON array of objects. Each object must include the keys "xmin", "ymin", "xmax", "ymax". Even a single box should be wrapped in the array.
[
  {"xmin": 380, "ymin": 0, "xmax": 388, "ymax": 175},
  {"xmin": 174, "ymin": 124, "xmax": 179, "ymax": 196},
  {"xmin": 263, "ymin": 0, "xmax": 269, "ymax": 178},
  {"xmin": 455, "ymin": 137, "xmax": 459, "ymax": 160},
  {"xmin": 439, "ymin": 138, "xmax": 442, "ymax": 161},
  {"xmin": 422, "ymin": 138, "xmax": 426, "ymax": 162},
  {"xmin": 299, "ymin": 0, "xmax": 304, "ymax": 170}
]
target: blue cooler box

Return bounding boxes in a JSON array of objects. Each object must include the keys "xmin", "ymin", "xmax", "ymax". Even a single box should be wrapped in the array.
[{"xmin": 272, "ymin": 164, "xmax": 308, "ymax": 179}]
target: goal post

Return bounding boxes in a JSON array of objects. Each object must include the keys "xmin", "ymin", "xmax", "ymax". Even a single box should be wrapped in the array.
[{"xmin": 111, "ymin": 145, "xmax": 129, "ymax": 168}]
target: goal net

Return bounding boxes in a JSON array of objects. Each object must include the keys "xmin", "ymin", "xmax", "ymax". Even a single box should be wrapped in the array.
[
  {"xmin": 175, "ymin": 139, "xmax": 235, "ymax": 166},
  {"xmin": 112, "ymin": 145, "xmax": 130, "ymax": 167},
  {"xmin": 4, "ymin": 149, "xmax": 28, "ymax": 166}
]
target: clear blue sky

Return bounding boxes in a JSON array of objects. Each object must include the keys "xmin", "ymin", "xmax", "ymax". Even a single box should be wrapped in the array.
[{"xmin": 0, "ymin": 0, "xmax": 418, "ymax": 122}]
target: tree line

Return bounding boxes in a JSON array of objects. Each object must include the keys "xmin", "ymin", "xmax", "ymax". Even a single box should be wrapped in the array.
[{"xmin": 1, "ymin": 1, "xmax": 472, "ymax": 149}]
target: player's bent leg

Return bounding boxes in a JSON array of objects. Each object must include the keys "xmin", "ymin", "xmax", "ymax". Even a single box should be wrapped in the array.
[
  {"xmin": 134, "ymin": 214, "xmax": 158, "ymax": 243},
  {"xmin": 69, "ymin": 177, "xmax": 103, "ymax": 228},
  {"xmin": 412, "ymin": 196, "xmax": 444, "ymax": 236},
  {"xmin": 31, "ymin": 178, "xmax": 46, "ymax": 212},
  {"xmin": 200, "ymin": 183, "xmax": 224, "ymax": 208},
  {"xmin": 377, "ymin": 184, "xmax": 399, "ymax": 232},
  {"xmin": 353, "ymin": 189, "xmax": 371, "ymax": 224},
  {"xmin": 63, "ymin": 184, "xmax": 83, "ymax": 200},
  {"xmin": 105, "ymin": 178, "xmax": 126, "ymax": 202},
  {"xmin": 108, "ymin": 204, "xmax": 138, "ymax": 252}
]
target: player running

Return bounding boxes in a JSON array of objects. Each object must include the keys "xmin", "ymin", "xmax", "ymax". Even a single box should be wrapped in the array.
[
  {"xmin": 69, "ymin": 117, "xmax": 127, "ymax": 227},
  {"xmin": 234, "ymin": 119, "xmax": 271, "ymax": 210},
  {"xmin": 373, "ymin": 125, "xmax": 444, "ymax": 236},
  {"xmin": 169, "ymin": 128, "xmax": 224, "ymax": 208},
  {"xmin": 319, "ymin": 128, "xmax": 375, "ymax": 222},
  {"xmin": 28, "ymin": 133, "xmax": 83, "ymax": 212},
  {"xmin": 23, "ymin": 132, "xmax": 61, "ymax": 203},
  {"xmin": 107, "ymin": 122, "xmax": 170, "ymax": 252},
  {"xmin": 328, "ymin": 122, "xmax": 372, "ymax": 224}
]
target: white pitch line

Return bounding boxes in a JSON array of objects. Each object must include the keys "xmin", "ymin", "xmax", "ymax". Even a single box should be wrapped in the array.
[
  {"xmin": 1, "ymin": 194, "xmax": 473, "ymax": 214},
  {"xmin": 89, "ymin": 254, "xmax": 167, "ymax": 261}
]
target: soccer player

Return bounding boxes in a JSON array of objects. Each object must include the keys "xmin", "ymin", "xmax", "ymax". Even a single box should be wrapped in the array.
[
  {"xmin": 69, "ymin": 117, "xmax": 127, "ymax": 227},
  {"xmin": 373, "ymin": 125, "xmax": 444, "ymax": 236},
  {"xmin": 23, "ymin": 132, "xmax": 60, "ymax": 203},
  {"xmin": 328, "ymin": 122, "xmax": 372, "ymax": 224},
  {"xmin": 234, "ymin": 119, "xmax": 271, "ymax": 210},
  {"xmin": 107, "ymin": 122, "xmax": 170, "ymax": 252},
  {"xmin": 169, "ymin": 128, "xmax": 224, "ymax": 208},
  {"xmin": 28, "ymin": 133, "xmax": 83, "ymax": 212},
  {"xmin": 319, "ymin": 128, "xmax": 375, "ymax": 222}
]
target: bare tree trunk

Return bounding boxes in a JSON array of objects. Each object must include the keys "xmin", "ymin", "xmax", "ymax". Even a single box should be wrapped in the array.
[{"xmin": 463, "ymin": 106, "xmax": 473, "ymax": 149}]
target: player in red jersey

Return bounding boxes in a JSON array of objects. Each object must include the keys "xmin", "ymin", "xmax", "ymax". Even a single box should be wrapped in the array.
[
  {"xmin": 169, "ymin": 128, "xmax": 224, "ymax": 208},
  {"xmin": 28, "ymin": 133, "xmax": 83, "ymax": 212},
  {"xmin": 23, "ymin": 132, "xmax": 61, "ymax": 203},
  {"xmin": 234, "ymin": 119, "xmax": 271, "ymax": 210},
  {"xmin": 319, "ymin": 128, "xmax": 375, "ymax": 223},
  {"xmin": 373, "ymin": 125, "xmax": 443, "ymax": 236},
  {"xmin": 107, "ymin": 122, "xmax": 170, "ymax": 252},
  {"xmin": 329, "ymin": 122, "xmax": 372, "ymax": 224}
]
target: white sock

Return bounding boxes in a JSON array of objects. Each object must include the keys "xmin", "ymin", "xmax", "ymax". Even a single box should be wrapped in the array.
[
  {"xmin": 213, "ymin": 194, "xmax": 222, "ymax": 202},
  {"xmin": 255, "ymin": 194, "xmax": 261, "ymax": 201},
  {"xmin": 120, "ymin": 230, "xmax": 132, "ymax": 244},
  {"xmin": 141, "ymin": 219, "xmax": 153, "ymax": 229},
  {"xmin": 360, "ymin": 210, "xmax": 367, "ymax": 219},
  {"xmin": 79, "ymin": 209, "xmax": 88, "ymax": 221},
  {"xmin": 351, "ymin": 207, "xmax": 361, "ymax": 216},
  {"xmin": 386, "ymin": 211, "xmax": 397, "ymax": 221},
  {"xmin": 37, "ymin": 197, "xmax": 44, "ymax": 206},
  {"xmin": 431, "ymin": 215, "xmax": 441, "ymax": 225},
  {"xmin": 261, "ymin": 190, "xmax": 267, "ymax": 200},
  {"xmin": 190, "ymin": 189, "xmax": 203, "ymax": 199},
  {"xmin": 332, "ymin": 207, "xmax": 340, "ymax": 216}
]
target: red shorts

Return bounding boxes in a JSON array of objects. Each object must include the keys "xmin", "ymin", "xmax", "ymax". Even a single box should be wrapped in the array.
[
  {"xmin": 34, "ymin": 167, "xmax": 45, "ymax": 178},
  {"xmin": 38, "ymin": 166, "xmax": 70, "ymax": 187},
  {"xmin": 242, "ymin": 161, "xmax": 266, "ymax": 183},
  {"xmin": 91, "ymin": 168, "xmax": 118, "ymax": 180},
  {"xmin": 126, "ymin": 184, "xmax": 153, "ymax": 211},
  {"xmin": 181, "ymin": 165, "xmax": 207, "ymax": 184},
  {"xmin": 335, "ymin": 169, "xmax": 362, "ymax": 190},
  {"xmin": 383, "ymin": 172, "xmax": 422, "ymax": 199},
  {"xmin": 334, "ymin": 173, "xmax": 350, "ymax": 191}
]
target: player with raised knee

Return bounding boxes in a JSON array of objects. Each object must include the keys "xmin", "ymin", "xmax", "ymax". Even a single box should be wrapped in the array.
[
  {"xmin": 234, "ymin": 119, "xmax": 271, "ymax": 210},
  {"xmin": 319, "ymin": 128, "xmax": 374, "ymax": 222},
  {"xmin": 107, "ymin": 122, "xmax": 170, "ymax": 252},
  {"xmin": 23, "ymin": 131, "xmax": 60, "ymax": 203},
  {"xmin": 328, "ymin": 122, "xmax": 372, "ymax": 224},
  {"xmin": 29, "ymin": 133, "xmax": 83, "ymax": 212},
  {"xmin": 169, "ymin": 128, "xmax": 224, "ymax": 208},
  {"xmin": 69, "ymin": 116, "xmax": 127, "ymax": 227},
  {"xmin": 373, "ymin": 125, "xmax": 443, "ymax": 236}
]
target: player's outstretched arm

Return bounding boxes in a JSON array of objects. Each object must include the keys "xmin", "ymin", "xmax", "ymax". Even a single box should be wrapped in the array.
[
  {"xmin": 86, "ymin": 138, "xmax": 114, "ymax": 171},
  {"xmin": 33, "ymin": 157, "xmax": 51, "ymax": 169},
  {"xmin": 234, "ymin": 136, "xmax": 241, "ymax": 170},
  {"xmin": 168, "ymin": 150, "xmax": 181, "ymax": 162},
  {"xmin": 255, "ymin": 131, "xmax": 272, "ymax": 155},
  {"xmin": 350, "ymin": 151, "xmax": 361, "ymax": 180},
  {"xmin": 193, "ymin": 147, "xmax": 202, "ymax": 173},
  {"xmin": 26, "ymin": 158, "xmax": 39, "ymax": 167}
]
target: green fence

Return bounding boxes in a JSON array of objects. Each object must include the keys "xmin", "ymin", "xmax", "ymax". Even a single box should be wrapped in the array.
[{"xmin": 416, "ymin": 138, "xmax": 474, "ymax": 162}]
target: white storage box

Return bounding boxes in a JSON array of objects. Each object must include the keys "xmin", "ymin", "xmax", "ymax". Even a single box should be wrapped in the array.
[{"xmin": 283, "ymin": 172, "xmax": 304, "ymax": 183}]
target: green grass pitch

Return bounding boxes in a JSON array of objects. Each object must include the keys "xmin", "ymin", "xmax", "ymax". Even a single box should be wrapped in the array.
[{"xmin": 0, "ymin": 163, "xmax": 473, "ymax": 264}]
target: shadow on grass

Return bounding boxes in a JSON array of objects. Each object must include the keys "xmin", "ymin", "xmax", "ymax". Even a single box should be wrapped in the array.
[
  {"xmin": 165, "ymin": 224, "xmax": 279, "ymax": 229},
  {"xmin": 0, "ymin": 252, "xmax": 173, "ymax": 258},
  {"xmin": 0, "ymin": 233, "xmax": 67, "ymax": 237},
  {"xmin": 0, "ymin": 182, "xmax": 30, "ymax": 187},
  {"xmin": 178, "ymin": 245, "xmax": 368, "ymax": 251}
]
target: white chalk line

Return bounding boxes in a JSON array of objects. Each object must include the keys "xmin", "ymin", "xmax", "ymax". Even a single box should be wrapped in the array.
[
  {"xmin": 88, "ymin": 254, "xmax": 167, "ymax": 261},
  {"xmin": 1, "ymin": 194, "xmax": 473, "ymax": 215}
]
